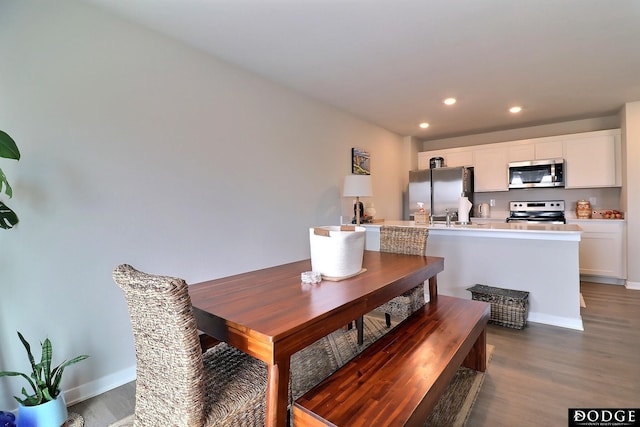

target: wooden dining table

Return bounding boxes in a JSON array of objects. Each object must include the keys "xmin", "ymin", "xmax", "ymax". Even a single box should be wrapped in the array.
[{"xmin": 189, "ymin": 250, "xmax": 445, "ymax": 427}]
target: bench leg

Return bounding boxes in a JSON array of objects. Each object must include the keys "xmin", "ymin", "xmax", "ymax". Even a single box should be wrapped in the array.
[
  {"xmin": 462, "ymin": 326, "xmax": 487, "ymax": 372},
  {"xmin": 356, "ymin": 316, "xmax": 364, "ymax": 345},
  {"xmin": 385, "ymin": 313, "xmax": 391, "ymax": 328}
]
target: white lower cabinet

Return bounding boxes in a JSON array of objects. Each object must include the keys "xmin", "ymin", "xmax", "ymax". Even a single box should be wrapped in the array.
[{"xmin": 568, "ymin": 219, "xmax": 626, "ymax": 280}]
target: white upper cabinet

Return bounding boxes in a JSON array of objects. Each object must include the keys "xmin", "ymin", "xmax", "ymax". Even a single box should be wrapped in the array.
[
  {"xmin": 474, "ymin": 147, "xmax": 509, "ymax": 192},
  {"xmin": 418, "ymin": 149, "xmax": 474, "ymax": 169},
  {"xmin": 419, "ymin": 128, "xmax": 621, "ymax": 190},
  {"xmin": 563, "ymin": 132, "xmax": 620, "ymax": 188},
  {"xmin": 535, "ymin": 140, "xmax": 564, "ymax": 160},
  {"xmin": 445, "ymin": 150, "xmax": 474, "ymax": 167},
  {"xmin": 507, "ymin": 144, "xmax": 534, "ymax": 162},
  {"xmin": 508, "ymin": 140, "xmax": 563, "ymax": 162}
]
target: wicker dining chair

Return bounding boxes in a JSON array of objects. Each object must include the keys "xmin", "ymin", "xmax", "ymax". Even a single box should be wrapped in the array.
[
  {"xmin": 113, "ymin": 264, "xmax": 363, "ymax": 426},
  {"xmin": 356, "ymin": 226, "xmax": 429, "ymax": 343},
  {"xmin": 113, "ymin": 264, "xmax": 266, "ymax": 426}
]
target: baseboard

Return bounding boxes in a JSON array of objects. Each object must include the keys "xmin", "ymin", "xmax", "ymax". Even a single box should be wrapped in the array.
[
  {"xmin": 527, "ymin": 312, "xmax": 584, "ymax": 331},
  {"xmin": 625, "ymin": 280, "xmax": 640, "ymax": 290},
  {"xmin": 64, "ymin": 365, "xmax": 136, "ymax": 407},
  {"xmin": 580, "ymin": 275, "xmax": 626, "ymax": 285}
]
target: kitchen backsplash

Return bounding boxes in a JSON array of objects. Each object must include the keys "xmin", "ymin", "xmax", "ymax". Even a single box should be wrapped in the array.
[{"xmin": 473, "ymin": 187, "xmax": 621, "ymax": 218}]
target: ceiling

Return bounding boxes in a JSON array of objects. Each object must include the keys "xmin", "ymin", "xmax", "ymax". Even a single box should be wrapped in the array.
[{"xmin": 85, "ymin": 0, "xmax": 640, "ymax": 140}]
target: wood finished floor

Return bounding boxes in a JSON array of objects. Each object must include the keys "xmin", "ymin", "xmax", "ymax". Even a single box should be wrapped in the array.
[{"xmin": 70, "ymin": 282, "xmax": 640, "ymax": 427}]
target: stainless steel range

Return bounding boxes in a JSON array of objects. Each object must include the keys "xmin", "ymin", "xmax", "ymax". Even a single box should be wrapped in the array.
[{"xmin": 507, "ymin": 200, "xmax": 566, "ymax": 224}]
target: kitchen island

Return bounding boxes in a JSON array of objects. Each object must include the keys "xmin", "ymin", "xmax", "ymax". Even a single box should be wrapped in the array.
[{"xmin": 362, "ymin": 220, "xmax": 583, "ymax": 330}]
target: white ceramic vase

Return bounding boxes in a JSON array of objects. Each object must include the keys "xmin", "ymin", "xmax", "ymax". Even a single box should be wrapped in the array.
[{"xmin": 18, "ymin": 394, "xmax": 68, "ymax": 427}]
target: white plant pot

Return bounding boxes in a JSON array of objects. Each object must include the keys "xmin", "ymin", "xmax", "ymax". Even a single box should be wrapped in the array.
[
  {"xmin": 18, "ymin": 394, "xmax": 67, "ymax": 427},
  {"xmin": 309, "ymin": 225, "xmax": 365, "ymax": 279}
]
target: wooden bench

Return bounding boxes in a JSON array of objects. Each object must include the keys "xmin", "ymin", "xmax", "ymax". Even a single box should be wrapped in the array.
[{"xmin": 292, "ymin": 295, "xmax": 490, "ymax": 427}]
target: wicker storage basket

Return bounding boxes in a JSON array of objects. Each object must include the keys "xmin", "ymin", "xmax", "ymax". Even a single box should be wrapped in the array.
[
  {"xmin": 466, "ymin": 284, "xmax": 529, "ymax": 329},
  {"xmin": 309, "ymin": 225, "xmax": 365, "ymax": 279}
]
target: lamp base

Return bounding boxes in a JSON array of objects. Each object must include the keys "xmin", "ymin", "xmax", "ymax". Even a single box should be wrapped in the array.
[
  {"xmin": 353, "ymin": 201, "xmax": 364, "ymax": 218},
  {"xmin": 351, "ymin": 201, "xmax": 373, "ymax": 224}
]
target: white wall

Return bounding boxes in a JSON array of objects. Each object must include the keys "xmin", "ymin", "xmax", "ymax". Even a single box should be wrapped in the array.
[
  {"xmin": 0, "ymin": 0, "xmax": 410, "ymax": 410},
  {"xmin": 621, "ymin": 102, "xmax": 640, "ymax": 288}
]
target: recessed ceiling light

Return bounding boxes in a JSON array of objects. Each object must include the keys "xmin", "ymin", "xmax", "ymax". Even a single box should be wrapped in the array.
[
  {"xmin": 419, "ymin": 122, "xmax": 430, "ymax": 129},
  {"xmin": 509, "ymin": 106, "xmax": 522, "ymax": 113},
  {"xmin": 443, "ymin": 98, "xmax": 456, "ymax": 106}
]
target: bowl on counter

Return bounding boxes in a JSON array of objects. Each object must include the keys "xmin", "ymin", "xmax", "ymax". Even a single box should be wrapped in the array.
[{"xmin": 590, "ymin": 209, "xmax": 624, "ymax": 219}]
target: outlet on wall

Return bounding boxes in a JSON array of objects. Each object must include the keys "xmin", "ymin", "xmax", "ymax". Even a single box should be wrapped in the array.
[
  {"xmin": 589, "ymin": 197, "xmax": 597, "ymax": 207},
  {"xmin": 490, "ymin": 199, "xmax": 496, "ymax": 207}
]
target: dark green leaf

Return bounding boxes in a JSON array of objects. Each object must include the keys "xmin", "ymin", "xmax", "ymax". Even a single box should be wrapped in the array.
[
  {"xmin": 0, "ymin": 169, "xmax": 12, "ymax": 197},
  {"xmin": 17, "ymin": 332, "xmax": 38, "ymax": 375},
  {"xmin": 42, "ymin": 339, "xmax": 52, "ymax": 389},
  {"xmin": 0, "ymin": 130, "xmax": 20, "ymax": 160},
  {"xmin": 0, "ymin": 201, "xmax": 19, "ymax": 229},
  {"xmin": 51, "ymin": 355, "xmax": 89, "ymax": 393}
]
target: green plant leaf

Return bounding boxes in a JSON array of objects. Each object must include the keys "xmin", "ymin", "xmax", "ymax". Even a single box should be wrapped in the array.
[
  {"xmin": 0, "ymin": 169, "xmax": 12, "ymax": 197},
  {"xmin": 0, "ymin": 372, "xmax": 37, "ymax": 404},
  {"xmin": 0, "ymin": 130, "xmax": 20, "ymax": 160},
  {"xmin": 41, "ymin": 339, "xmax": 52, "ymax": 390},
  {"xmin": 18, "ymin": 387, "xmax": 41, "ymax": 406},
  {"xmin": 0, "ymin": 201, "xmax": 19, "ymax": 229},
  {"xmin": 17, "ymin": 332, "xmax": 38, "ymax": 376},
  {"xmin": 1, "ymin": 332, "xmax": 89, "ymax": 405},
  {"xmin": 0, "ymin": 130, "xmax": 19, "ymax": 230},
  {"xmin": 51, "ymin": 355, "xmax": 90, "ymax": 395}
]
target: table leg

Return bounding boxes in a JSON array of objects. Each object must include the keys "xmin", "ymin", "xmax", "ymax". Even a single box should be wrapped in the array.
[
  {"xmin": 266, "ymin": 358, "xmax": 291, "ymax": 427},
  {"xmin": 355, "ymin": 316, "xmax": 364, "ymax": 345},
  {"xmin": 429, "ymin": 275, "xmax": 438, "ymax": 301}
]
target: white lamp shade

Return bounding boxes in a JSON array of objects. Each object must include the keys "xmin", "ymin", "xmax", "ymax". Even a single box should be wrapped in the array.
[{"xmin": 343, "ymin": 174, "xmax": 373, "ymax": 197}]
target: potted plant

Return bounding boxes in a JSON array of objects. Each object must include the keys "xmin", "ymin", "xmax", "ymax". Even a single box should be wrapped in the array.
[
  {"xmin": 0, "ymin": 129, "xmax": 20, "ymax": 229},
  {"xmin": 0, "ymin": 332, "xmax": 89, "ymax": 427}
]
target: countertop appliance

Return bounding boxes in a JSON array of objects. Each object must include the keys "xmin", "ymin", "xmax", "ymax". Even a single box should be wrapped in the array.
[
  {"xmin": 508, "ymin": 158, "xmax": 565, "ymax": 189},
  {"xmin": 477, "ymin": 202, "xmax": 490, "ymax": 218},
  {"xmin": 408, "ymin": 166, "xmax": 474, "ymax": 222},
  {"xmin": 429, "ymin": 157, "xmax": 445, "ymax": 169},
  {"xmin": 506, "ymin": 200, "xmax": 566, "ymax": 224}
]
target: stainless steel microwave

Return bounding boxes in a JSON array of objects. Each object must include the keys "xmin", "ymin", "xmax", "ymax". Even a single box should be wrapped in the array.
[{"xmin": 508, "ymin": 158, "xmax": 565, "ymax": 189}]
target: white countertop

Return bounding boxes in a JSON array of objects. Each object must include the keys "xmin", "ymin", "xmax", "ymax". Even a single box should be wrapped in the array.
[{"xmin": 363, "ymin": 220, "xmax": 581, "ymax": 241}]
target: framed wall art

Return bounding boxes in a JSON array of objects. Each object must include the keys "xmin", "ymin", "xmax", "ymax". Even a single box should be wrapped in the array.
[{"xmin": 351, "ymin": 148, "xmax": 370, "ymax": 175}]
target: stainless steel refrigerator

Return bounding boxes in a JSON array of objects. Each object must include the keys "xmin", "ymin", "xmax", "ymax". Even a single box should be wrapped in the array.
[{"xmin": 408, "ymin": 166, "xmax": 474, "ymax": 222}]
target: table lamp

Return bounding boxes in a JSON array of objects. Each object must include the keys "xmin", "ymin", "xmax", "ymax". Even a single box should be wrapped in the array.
[{"xmin": 343, "ymin": 175, "xmax": 373, "ymax": 225}]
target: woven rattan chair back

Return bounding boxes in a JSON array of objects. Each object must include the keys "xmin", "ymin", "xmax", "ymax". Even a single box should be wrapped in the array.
[
  {"xmin": 113, "ymin": 264, "xmax": 208, "ymax": 425},
  {"xmin": 368, "ymin": 226, "xmax": 429, "ymax": 333},
  {"xmin": 380, "ymin": 225, "xmax": 429, "ymax": 256}
]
